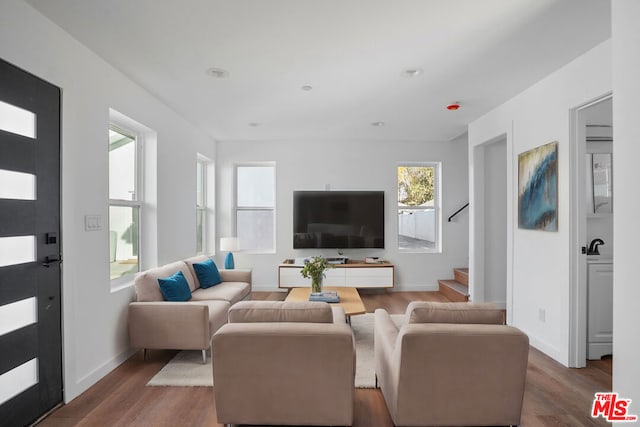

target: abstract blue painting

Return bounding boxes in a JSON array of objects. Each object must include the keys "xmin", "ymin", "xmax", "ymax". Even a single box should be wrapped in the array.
[{"xmin": 518, "ymin": 141, "xmax": 558, "ymax": 231}]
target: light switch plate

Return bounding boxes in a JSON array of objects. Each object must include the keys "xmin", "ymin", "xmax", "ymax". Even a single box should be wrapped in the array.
[{"xmin": 85, "ymin": 214, "xmax": 103, "ymax": 231}]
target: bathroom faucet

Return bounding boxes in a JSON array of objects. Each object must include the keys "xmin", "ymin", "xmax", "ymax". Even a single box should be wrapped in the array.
[{"xmin": 588, "ymin": 238, "xmax": 605, "ymax": 255}]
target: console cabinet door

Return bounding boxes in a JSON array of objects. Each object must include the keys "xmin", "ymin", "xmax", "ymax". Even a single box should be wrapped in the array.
[
  {"xmin": 279, "ymin": 267, "xmax": 308, "ymax": 287},
  {"xmin": 345, "ymin": 267, "xmax": 393, "ymax": 288},
  {"xmin": 323, "ymin": 268, "xmax": 346, "ymax": 286}
]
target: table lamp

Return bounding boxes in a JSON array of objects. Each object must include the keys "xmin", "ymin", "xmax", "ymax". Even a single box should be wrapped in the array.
[{"xmin": 220, "ymin": 237, "xmax": 239, "ymax": 269}]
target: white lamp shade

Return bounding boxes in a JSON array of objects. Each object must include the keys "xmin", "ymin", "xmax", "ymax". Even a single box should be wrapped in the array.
[{"xmin": 220, "ymin": 237, "xmax": 239, "ymax": 252}]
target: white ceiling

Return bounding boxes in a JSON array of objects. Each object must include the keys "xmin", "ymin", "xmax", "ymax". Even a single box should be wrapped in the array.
[{"xmin": 25, "ymin": 0, "xmax": 611, "ymax": 142}]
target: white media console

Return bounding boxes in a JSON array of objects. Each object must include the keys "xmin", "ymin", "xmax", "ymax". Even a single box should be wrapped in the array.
[{"xmin": 278, "ymin": 259, "xmax": 394, "ymax": 289}]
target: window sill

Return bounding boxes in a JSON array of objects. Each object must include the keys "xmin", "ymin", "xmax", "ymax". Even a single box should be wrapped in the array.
[{"xmin": 397, "ymin": 249, "xmax": 442, "ymax": 254}]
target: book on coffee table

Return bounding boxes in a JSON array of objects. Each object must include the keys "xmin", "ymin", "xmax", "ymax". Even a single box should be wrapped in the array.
[{"xmin": 308, "ymin": 291, "xmax": 340, "ymax": 303}]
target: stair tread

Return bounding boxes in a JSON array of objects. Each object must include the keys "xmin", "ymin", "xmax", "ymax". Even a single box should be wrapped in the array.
[{"xmin": 438, "ymin": 280, "xmax": 470, "ymax": 296}]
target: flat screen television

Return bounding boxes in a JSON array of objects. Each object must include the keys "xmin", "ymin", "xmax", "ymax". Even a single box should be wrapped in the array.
[{"xmin": 293, "ymin": 191, "xmax": 384, "ymax": 249}]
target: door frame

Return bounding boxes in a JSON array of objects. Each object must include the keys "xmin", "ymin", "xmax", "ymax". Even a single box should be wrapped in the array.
[
  {"xmin": 568, "ymin": 92, "xmax": 612, "ymax": 368},
  {"xmin": 470, "ymin": 130, "xmax": 514, "ymax": 323}
]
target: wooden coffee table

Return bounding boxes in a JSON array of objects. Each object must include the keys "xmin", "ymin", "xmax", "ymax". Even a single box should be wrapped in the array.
[{"xmin": 285, "ymin": 286, "xmax": 366, "ymax": 322}]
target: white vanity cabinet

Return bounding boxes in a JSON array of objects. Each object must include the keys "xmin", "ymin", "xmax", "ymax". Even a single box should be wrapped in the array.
[{"xmin": 587, "ymin": 260, "xmax": 613, "ymax": 360}]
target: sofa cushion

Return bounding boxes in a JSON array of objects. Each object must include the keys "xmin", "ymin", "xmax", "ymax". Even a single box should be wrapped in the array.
[
  {"xmin": 183, "ymin": 255, "xmax": 209, "ymax": 290},
  {"xmin": 228, "ymin": 301, "xmax": 333, "ymax": 323},
  {"xmin": 406, "ymin": 301, "xmax": 504, "ymax": 325},
  {"xmin": 135, "ymin": 261, "xmax": 197, "ymax": 302},
  {"xmin": 191, "ymin": 282, "xmax": 251, "ymax": 305},
  {"xmin": 192, "ymin": 258, "xmax": 222, "ymax": 289},
  {"xmin": 158, "ymin": 271, "xmax": 192, "ymax": 302}
]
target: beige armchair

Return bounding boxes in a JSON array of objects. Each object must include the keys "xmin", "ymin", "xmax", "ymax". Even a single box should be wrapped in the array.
[
  {"xmin": 375, "ymin": 302, "xmax": 529, "ymax": 426},
  {"xmin": 212, "ymin": 301, "xmax": 355, "ymax": 426}
]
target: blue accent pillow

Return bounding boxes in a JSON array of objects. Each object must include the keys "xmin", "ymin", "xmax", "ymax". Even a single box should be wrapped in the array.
[
  {"xmin": 157, "ymin": 270, "xmax": 192, "ymax": 301},
  {"xmin": 193, "ymin": 258, "xmax": 222, "ymax": 289}
]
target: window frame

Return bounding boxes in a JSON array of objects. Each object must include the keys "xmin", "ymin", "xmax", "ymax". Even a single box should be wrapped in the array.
[
  {"xmin": 233, "ymin": 162, "xmax": 276, "ymax": 254},
  {"xmin": 396, "ymin": 162, "xmax": 442, "ymax": 253},
  {"xmin": 109, "ymin": 123, "xmax": 144, "ymax": 286},
  {"xmin": 196, "ymin": 154, "xmax": 208, "ymax": 254}
]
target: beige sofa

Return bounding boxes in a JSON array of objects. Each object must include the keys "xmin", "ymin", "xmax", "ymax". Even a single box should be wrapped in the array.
[
  {"xmin": 128, "ymin": 255, "xmax": 251, "ymax": 362},
  {"xmin": 212, "ymin": 301, "xmax": 355, "ymax": 427},
  {"xmin": 375, "ymin": 302, "xmax": 529, "ymax": 426}
]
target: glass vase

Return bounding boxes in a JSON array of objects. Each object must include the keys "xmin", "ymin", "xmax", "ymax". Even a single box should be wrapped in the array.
[{"xmin": 311, "ymin": 276, "xmax": 323, "ymax": 293}]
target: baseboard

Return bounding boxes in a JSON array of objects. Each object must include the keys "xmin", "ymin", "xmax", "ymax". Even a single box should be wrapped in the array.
[
  {"xmin": 528, "ymin": 336, "xmax": 566, "ymax": 366},
  {"xmin": 65, "ymin": 347, "xmax": 137, "ymax": 403}
]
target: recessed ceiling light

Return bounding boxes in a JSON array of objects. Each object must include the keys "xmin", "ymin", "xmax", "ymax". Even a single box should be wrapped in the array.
[
  {"xmin": 206, "ymin": 67, "xmax": 229, "ymax": 78},
  {"xmin": 301, "ymin": 85, "xmax": 313, "ymax": 91},
  {"xmin": 371, "ymin": 121, "xmax": 385, "ymax": 127},
  {"xmin": 248, "ymin": 122, "xmax": 261, "ymax": 127},
  {"xmin": 402, "ymin": 68, "xmax": 423, "ymax": 77}
]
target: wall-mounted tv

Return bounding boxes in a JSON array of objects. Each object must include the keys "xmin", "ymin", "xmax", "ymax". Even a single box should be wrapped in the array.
[{"xmin": 293, "ymin": 191, "xmax": 384, "ymax": 249}]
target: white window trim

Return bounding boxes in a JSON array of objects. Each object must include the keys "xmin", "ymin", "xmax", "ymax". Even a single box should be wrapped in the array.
[
  {"xmin": 233, "ymin": 162, "xmax": 276, "ymax": 254},
  {"xmin": 109, "ymin": 122, "xmax": 144, "ymax": 287},
  {"xmin": 196, "ymin": 154, "xmax": 211, "ymax": 255},
  {"xmin": 397, "ymin": 162, "xmax": 442, "ymax": 253}
]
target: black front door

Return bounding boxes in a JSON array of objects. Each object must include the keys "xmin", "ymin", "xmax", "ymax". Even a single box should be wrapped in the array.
[{"xmin": 0, "ymin": 58, "xmax": 62, "ymax": 426}]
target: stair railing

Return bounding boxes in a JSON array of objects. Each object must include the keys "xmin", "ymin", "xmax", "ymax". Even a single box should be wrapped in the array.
[{"xmin": 448, "ymin": 202, "xmax": 469, "ymax": 222}]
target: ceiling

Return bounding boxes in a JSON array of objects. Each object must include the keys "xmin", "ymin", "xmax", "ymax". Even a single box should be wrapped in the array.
[{"xmin": 25, "ymin": 0, "xmax": 611, "ymax": 142}]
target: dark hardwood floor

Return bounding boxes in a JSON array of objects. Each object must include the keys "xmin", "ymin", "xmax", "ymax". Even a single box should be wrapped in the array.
[{"xmin": 38, "ymin": 291, "xmax": 611, "ymax": 427}]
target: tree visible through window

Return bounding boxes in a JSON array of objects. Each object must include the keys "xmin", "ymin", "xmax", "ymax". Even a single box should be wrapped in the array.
[
  {"xmin": 397, "ymin": 164, "xmax": 440, "ymax": 251},
  {"xmin": 398, "ymin": 166, "xmax": 434, "ymax": 206}
]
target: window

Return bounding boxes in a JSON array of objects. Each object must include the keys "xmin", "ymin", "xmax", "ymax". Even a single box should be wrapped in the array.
[
  {"xmin": 196, "ymin": 155, "xmax": 209, "ymax": 254},
  {"xmin": 397, "ymin": 163, "xmax": 441, "ymax": 252},
  {"xmin": 235, "ymin": 164, "xmax": 275, "ymax": 252},
  {"xmin": 109, "ymin": 125, "xmax": 142, "ymax": 281}
]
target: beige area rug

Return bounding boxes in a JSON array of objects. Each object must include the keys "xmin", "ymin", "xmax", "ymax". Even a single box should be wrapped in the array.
[{"xmin": 147, "ymin": 313, "xmax": 403, "ymax": 388}]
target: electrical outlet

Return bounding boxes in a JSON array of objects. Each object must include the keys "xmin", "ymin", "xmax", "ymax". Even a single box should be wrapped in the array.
[{"xmin": 538, "ymin": 308, "xmax": 546, "ymax": 323}]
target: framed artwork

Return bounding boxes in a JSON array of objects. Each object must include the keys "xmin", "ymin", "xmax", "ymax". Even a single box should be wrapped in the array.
[{"xmin": 518, "ymin": 141, "xmax": 558, "ymax": 231}]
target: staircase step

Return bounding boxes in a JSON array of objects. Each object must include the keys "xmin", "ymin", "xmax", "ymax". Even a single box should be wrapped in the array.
[
  {"xmin": 438, "ymin": 280, "xmax": 470, "ymax": 302},
  {"xmin": 453, "ymin": 268, "xmax": 469, "ymax": 286}
]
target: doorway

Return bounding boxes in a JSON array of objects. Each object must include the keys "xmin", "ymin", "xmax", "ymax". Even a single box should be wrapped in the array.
[
  {"xmin": 471, "ymin": 134, "xmax": 510, "ymax": 318},
  {"xmin": 569, "ymin": 94, "xmax": 613, "ymax": 367},
  {"xmin": 0, "ymin": 58, "xmax": 63, "ymax": 425}
]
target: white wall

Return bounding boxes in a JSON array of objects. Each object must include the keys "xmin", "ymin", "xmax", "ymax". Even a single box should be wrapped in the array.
[
  {"xmin": 612, "ymin": 0, "xmax": 640, "ymax": 410},
  {"xmin": 469, "ymin": 40, "xmax": 612, "ymax": 365},
  {"xmin": 216, "ymin": 136, "xmax": 469, "ymax": 290},
  {"xmin": 0, "ymin": 0, "xmax": 215, "ymax": 402}
]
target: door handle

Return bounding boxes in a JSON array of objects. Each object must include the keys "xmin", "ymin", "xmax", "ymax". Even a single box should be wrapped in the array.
[{"xmin": 42, "ymin": 256, "xmax": 62, "ymax": 268}]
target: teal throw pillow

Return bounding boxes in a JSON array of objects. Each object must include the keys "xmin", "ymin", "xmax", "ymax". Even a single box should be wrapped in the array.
[
  {"xmin": 193, "ymin": 258, "xmax": 222, "ymax": 289},
  {"xmin": 157, "ymin": 270, "xmax": 192, "ymax": 301}
]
